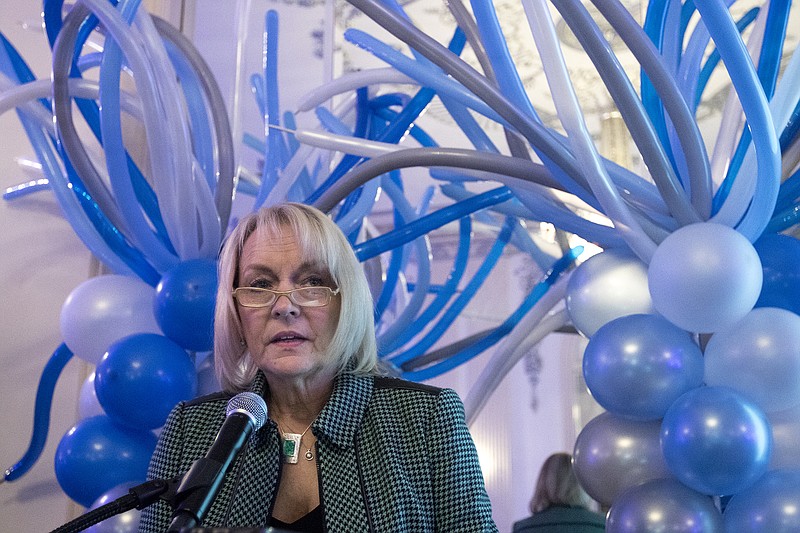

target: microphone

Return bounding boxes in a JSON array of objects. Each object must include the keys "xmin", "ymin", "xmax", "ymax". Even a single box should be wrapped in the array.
[{"xmin": 167, "ymin": 391, "xmax": 268, "ymax": 532}]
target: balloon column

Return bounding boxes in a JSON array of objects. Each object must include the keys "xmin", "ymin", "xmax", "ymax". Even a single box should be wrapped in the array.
[{"xmin": 0, "ymin": 0, "xmax": 799, "ymax": 531}]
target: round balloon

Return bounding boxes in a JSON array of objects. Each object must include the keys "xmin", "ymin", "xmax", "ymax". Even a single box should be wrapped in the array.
[
  {"xmin": 583, "ymin": 314, "xmax": 703, "ymax": 420},
  {"xmin": 661, "ymin": 386, "xmax": 772, "ymax": 496},
  {"xmin": 648, "ymin": 222, "xmax": 762, "ymax": 333},
  {"xmin": 154, "ymin": 259, "xmax": 218, "ymax": 352},
  {"xmin": 606, "ymin": 479, "xmax": 723, "ymax": 533},
  {"xmin": 195, "ymin": 352, "xmax": 221, "ymax": 396},
  {"xmin": 566, "ymin": 248, "xmax": 655, "ymax": 337},
  {"xmin": 723, "ymin": 469, "xmax": 800, "ymax": 532},
  {"xmin": 767, "ymin": 402, "xmax": 800, "ymax": 470},
  {"xmin": 78, "ymin": 372, "xmax": 105, "ymax": 420},
  {"xmin": 54, "ymin": 415, "xmax": 157, "ymax": 507},
  {"xmin": 95, "ymin": 333, "xmax": 197, "ymax": 430},
  {"xmin": 705, "ymin": 307, "xmax": 800, "ymax": 413},
  {"xmin": 753, "ymin": 233, "xmax": 800, "ymax": 315},
  {"xmin": 60, "ymin": 275, "xmax": 162, "ymax": 364},
  {"xmin": 573, "ymin": 412, "xmax": 672, "ymax": 507},
  {"xmin": 86, "ymin": 482, "xmax": 142, "ymax": 533}
]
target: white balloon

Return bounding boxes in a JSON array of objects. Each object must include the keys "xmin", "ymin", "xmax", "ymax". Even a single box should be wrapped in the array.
[
  {"xmin": 705, "ymin": 307, "xmax": 800, "ymax": 413},
  {"xmin": 60, "ymin": 275, "xmax": 162, "ymax": 364},
  {"xmin": 768, "ymin": 402, "xmax": 800, "ymax": 470},
  {"xmin": 78, "ymin": 372, "xmax": 105, "ymax": 420}
]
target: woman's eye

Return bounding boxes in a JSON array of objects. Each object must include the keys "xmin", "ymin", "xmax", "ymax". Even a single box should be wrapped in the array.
[
  {"xmin": 303, "ymin": 275, "xmax": 325, "ymax": 287},
  {"xmin": 249, "ymin": 278, "xmax": 272, "ymax": 289}
]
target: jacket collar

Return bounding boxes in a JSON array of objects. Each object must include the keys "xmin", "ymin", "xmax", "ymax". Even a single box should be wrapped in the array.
[{"xmin": 249, "ymin": 370, "xmax": 373, "ymax": 449}]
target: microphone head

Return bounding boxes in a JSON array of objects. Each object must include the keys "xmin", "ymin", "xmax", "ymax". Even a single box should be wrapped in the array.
[{"xmin": 227, "ymin": 392, "xmax": 268, "ymax": 431}]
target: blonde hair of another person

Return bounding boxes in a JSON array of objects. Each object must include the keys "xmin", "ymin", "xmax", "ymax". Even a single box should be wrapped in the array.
[
  {"xmin": 530, "ymin": 452, "xmax": 596, "ymax": 513},
  {"xmin": 214, "ymin": 202, "xmax": 379, "ymax": 392}
]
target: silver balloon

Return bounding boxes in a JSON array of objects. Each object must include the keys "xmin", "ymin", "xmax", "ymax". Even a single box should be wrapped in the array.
[
  {"xmin": 565, "ymin": 248, "xmax": 655, "ymax": 337},
  {"xmin": 606, "ymin": 479, "xmax": 723, "ymax": 532},
  {"xmin": 573, "ymin": 412, "xmax": 672, "ymax": 507}
]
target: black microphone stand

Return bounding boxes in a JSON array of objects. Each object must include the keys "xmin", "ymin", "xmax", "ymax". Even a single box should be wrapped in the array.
[{"xmin": 49, "ymin": 477, "xmax": 180, "ymax": 533}]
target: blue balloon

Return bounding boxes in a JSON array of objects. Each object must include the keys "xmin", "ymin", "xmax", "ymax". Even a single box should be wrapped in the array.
[
  {"xmin": 606, "ymin": 478, "xmax": 723, "ymax": 532},
  {"xmin": 95, "ymin": 333, "xmax": 197, "ymax": 430},
  {"xmin": 583, "ymin": 314, "xmax": 704, "ymax": 420},
  {"xmin": 753, "ymin": 233, "xmax": 800, "ymax": 315},
  {"xmin": 661, "ymin": 386, "xmax": 772, "ymax": 496},
  {"xmin": 723, "ymin": 469, "xmax": 800, "ymax": 532},
  {"xmin": 54, "ymin": 415, "xmax": 156, "ymax": 508},
  {"xmin": 154, "ymin": 259, "xmax": 218, "ymax": 352}
]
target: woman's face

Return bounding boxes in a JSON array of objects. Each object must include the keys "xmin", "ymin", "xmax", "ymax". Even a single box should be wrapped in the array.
[{"xmin": 236, "ymin": 226, "xmax": 341, "ymax": 382}]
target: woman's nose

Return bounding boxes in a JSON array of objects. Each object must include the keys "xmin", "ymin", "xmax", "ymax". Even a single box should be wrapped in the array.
[{"xmin": 271, "ymin": 293, "xmax": 300, "ymax": 317}]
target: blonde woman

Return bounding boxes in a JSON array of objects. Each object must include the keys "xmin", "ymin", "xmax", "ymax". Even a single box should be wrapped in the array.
[
  {"xmin": 140, "ymin": 203, "xmax": 497, "ymax": 532},
  {"xmin": 512, "ymin": 452, "xmax": 605, "ymax": 532}
]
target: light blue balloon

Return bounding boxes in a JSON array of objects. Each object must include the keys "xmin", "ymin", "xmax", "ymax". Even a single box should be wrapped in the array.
[
  {"xmin": 648, "ymin": 222, "xmax": 762, "ymax": 333},
  {"xmin": 661, "ymin": 386, "xmax": 772, "ymax": 496},
  {"xmin": 583, "ymin": 314, "xmax": 704, "ymax": 420},
  {"xmin": 606, "ymin": 478, "xmax": 723, "ymax": 533},
  {"xmin": 723, "ymin": 469, "xmax": 800, "ymax": 533}
]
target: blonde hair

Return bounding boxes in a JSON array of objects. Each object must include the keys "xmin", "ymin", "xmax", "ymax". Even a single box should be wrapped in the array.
[
  {"xmin": 214, "ymin": 203, "xmax": 379, "ymax": 392},
  {"xmin": 530, "ymin": 453, "xmax": 595, "ymax": 513}
]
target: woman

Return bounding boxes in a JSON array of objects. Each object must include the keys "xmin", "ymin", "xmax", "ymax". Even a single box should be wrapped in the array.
[
  {"xmin": 139, "ymin": 203, "xmax": 497, "ymax": 532},
  {"xmin": 511, "ymin": 453, "xmax": 604, "ymax": 532}
]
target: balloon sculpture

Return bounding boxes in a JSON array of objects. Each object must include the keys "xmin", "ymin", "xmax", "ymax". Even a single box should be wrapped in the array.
[{"xmin": 2, "ymin": 0, "xmax": 800, "ymax": 531}]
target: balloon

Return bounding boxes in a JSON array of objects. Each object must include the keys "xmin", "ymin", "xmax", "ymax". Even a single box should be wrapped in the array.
[
  {"xmin": 661, "ymin": 386, "xmax": 772, "ymax": 496},
  {"xmin": 3, "ymin": 344, "xmax": 73, "ymax": 483},
  {"xmin": 95, "ymin": 333, "xmax": 197, "ymax": 430},
  {"xmin": 723, "ymin": 469, "xmax": 800, "ymax": 533},
  {"xmin": 154, "ymin": 259, "xmax": 218, "ymax": 352},
  {"xmin": 606, "ymin": 478, "xmax": 723, "ymax": 533},
  {"xmin": 648, "ymin": 222, "xmax": 763, "ymax": 333},
  {"xmin": 86, "ymin": 482, "xmax": 142, "ymax": 533},
  {"xmin": 767, "ymin": 403, "xmax": 800, "ymax": 470},
  {"xmin": 583, "ymin": 314, "xmax": 704, "ymax": 420},
  {"xmin": 704, "ymin": 307, "xmax": 800, "ymax": 413},
  {"xmin": 60, "ymin": 275, "xmax": 162, "ymax": 364},
  {"xmin": 195, "ymin": 352, "xmax": 221, "ymax": 396},
  {"xmin": 54, "ymin": 415, "xmax": 156, "ymax": 507},
  {"xmin": 753, "ymin": 233, "xmax": 800, "ymax": 315},
  {"xmin": 78, "ymin": 372, "xmax": 105, "ymax": 420},
  {"xmin": 565, "ymin": 248, "xmax": 655, "ymax": 337},
  {"xmin": 573, "ymin": 412, "xmax": 672, "ymax": 507}
]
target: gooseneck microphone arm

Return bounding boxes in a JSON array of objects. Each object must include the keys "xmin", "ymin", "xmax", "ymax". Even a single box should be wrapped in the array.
[{"xmin": 49, "ymin": 477, "xmax": 180, "ymax": 533}]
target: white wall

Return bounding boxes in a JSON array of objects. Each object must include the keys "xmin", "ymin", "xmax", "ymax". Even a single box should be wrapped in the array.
[{"xmin": 0, "ymin": 3, "xmax": 94, "ymax": 530}]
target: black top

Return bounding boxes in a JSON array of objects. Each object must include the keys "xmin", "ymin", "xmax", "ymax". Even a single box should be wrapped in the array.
[{"xmin": 269, "ymin": 505, "xmax": 324, "ymax": 532}]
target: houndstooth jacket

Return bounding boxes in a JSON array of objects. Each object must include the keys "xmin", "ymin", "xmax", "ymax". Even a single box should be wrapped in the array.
[{"xmin": 138, "ymin": 370, "xmax": 498, "ymax": 532}]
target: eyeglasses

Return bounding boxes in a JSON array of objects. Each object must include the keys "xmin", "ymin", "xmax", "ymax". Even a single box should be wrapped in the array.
[{"xmin": 232, "ymin": 286, "xmax": 340, "ymax": 308}]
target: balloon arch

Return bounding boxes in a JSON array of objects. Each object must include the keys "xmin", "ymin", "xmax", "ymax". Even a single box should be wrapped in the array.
[{"xmin": 2, "ymin": 0, "xmax": 800, "ymax": 531}]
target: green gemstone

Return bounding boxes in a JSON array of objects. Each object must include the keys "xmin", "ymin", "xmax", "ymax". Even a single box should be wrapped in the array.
[{"xmin": 283, "ymin": 438, "xmax": 297, "ymax": 456}]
